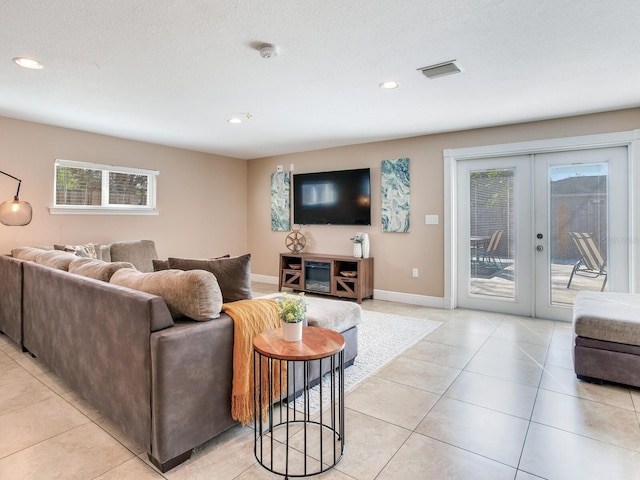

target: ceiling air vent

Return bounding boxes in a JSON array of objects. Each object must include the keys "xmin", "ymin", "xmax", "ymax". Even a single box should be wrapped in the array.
[{"xmin": 418, "ymin": 60, "xmax": 461, "ymax": 79}]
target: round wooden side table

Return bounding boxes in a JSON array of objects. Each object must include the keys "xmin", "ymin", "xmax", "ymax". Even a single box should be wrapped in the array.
[{"xmin": 253, "ymin": 326, "xmax": 345, "ymax": 480}]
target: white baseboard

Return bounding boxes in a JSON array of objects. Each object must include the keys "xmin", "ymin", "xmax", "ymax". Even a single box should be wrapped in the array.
[
  {"xmin": 250, "ymin": 274, "xmax": 447, "ymax": 309},
  {"xmin": 251, "ymin": 273, "xmax": 279, "ymax": 285},
  {"xmin": 373, "ymin": 289, "xmax": 446, "ymax": 309}
]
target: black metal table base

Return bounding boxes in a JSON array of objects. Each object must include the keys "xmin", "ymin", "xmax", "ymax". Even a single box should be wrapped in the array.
[{"xmin": 254, "ymin": 351, "xmax": 345, "ymax": 479}]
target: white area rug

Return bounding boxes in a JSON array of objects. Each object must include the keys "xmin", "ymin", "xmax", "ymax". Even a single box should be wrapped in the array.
[{"xmin": 288, "ymin": 310, "xmax": 442, "ymax": 414}]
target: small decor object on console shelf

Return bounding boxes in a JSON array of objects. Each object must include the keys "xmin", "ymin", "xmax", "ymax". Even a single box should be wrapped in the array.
[
  {"xmin": 277, "ymin": 292, "xmax": 306, "ymax": 342},
  {"xmin": 351, "ymin": 232, "xmax": 367, "ymax": 258},
  {"xmin": 285, "ymin": 224, "xmax": 307, "ymax": 253},
  {"xmin": 362, "ymin": 233, "xmax": 370, "ymax": 258}
]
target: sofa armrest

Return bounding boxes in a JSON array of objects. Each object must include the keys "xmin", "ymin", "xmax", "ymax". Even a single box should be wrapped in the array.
[
  {"xmin": 0, "ymin": 255, "xmax": 24, "ymax": 345},
  {"xmin": 149, "ymin": 314, "xmax": 236, "ymax": 465}
]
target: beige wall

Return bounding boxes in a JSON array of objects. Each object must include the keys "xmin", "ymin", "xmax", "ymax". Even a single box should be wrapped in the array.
[
  {"xmin": 2, "ymin": 108, "xmax": 638, "ymax": 299},
  {"xmin": 247, "ymin": 108, "xmax": 640, "ymax": 299},
  {"xmin": 0, "ymin": 117, "xmax": 247, "ymax": 258}
]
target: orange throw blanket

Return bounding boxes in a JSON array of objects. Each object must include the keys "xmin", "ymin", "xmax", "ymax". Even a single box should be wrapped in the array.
[{"xmin": 222, "ymin": 299, "xmax": 285, "ymax": 425}]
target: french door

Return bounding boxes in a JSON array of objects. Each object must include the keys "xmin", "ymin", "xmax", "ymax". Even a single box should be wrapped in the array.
[{"xmin": 456, "ymin": 146, "xmax": 629, "ymax": 321}]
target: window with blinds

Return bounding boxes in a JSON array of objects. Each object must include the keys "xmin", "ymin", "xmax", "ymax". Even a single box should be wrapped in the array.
[{"xmin": 52, "ymin": 160, "xmax": 158, "ymax": 214}]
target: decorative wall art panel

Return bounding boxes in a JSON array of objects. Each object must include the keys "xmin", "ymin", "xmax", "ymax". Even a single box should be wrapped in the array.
[
  {"xmin": 271, "ymin": 171, "xmax": 291, "ymax": 231},
  {"xmin": 381, "ymin": 158, "xmax": 410, "ymax": 232}
]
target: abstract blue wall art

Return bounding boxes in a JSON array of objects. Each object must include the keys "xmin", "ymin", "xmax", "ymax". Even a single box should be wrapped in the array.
[
  {"xmin": 381, "ymin": 158, "xmax": 410, "ymax": 232},
  {"xmin": 271, "ymin": 171, "xmax": 291, "ymax": 231}
]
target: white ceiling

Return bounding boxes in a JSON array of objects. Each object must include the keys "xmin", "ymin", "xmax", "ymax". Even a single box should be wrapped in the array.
[{"xmin": 1, "ymin": 0, "xmax": 639, "ymax": 160}]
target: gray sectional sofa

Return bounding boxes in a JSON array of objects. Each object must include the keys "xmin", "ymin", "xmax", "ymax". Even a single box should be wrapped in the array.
[{"xmin": 0, "ymin": 242, "xmax": 359, "ymax": 472}]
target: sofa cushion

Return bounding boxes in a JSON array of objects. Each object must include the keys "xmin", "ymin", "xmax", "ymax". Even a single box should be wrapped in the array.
[
  {"xmin": 110, "ymin": 268, "xmax": 222, "ymax": 320},
  {"xmin": 32, "ymin": 250, "xmax": 78, "ymax": 271},
  {"xmin": 573, "ymin": 291, "xmax": 640, "ymax": 347},
  {"xmin": 11, "ymin": 246, "xmax": 46, "ymax": 261},
  {"xmin": 110, "ymin": 240, "xmax": 158, "ymax": 273},
  {"xmin": 168, "ymin": 254, "xmax": 252, "ymax": 303},
  {"xmin": 69, "ymin": 258, "xmax": 135, "ymax": 282}
]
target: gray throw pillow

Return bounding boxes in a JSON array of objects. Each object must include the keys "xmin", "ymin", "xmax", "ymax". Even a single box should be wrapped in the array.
[
  {"xmin": 167, "ymin": 254, "xmax": 252, "ymax": 303},
  {"xmin": 110, "ymin": 240, "xmax": 158, "ymax": 273},
  {"xmin": 152, "ymin": 259, "xmax": 169, "ymax": 271},
  {"xmin": 153, "ymin": 255, "xmax": 229, "ymax": 272}
]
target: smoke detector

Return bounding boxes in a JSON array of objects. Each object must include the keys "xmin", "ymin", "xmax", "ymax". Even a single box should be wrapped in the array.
[{"xmin": 259, "ymin": 44, "xmax": 278, "ymax": 59}]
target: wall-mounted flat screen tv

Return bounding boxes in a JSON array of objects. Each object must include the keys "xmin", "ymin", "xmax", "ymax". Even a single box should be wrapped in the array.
[{"xmin": 293, "ymin": 168, "xmax": 371, "ymax": 225}]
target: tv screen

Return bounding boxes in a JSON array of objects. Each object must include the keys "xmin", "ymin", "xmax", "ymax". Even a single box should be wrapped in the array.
[{"xmin": 293, "ymin": 168, "xmax": 371, "ymax": 225}]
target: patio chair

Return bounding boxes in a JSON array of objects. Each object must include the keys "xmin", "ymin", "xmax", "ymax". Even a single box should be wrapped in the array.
[
  {"xmin": 566, "ymin": 232, "xmax": 607, "ymax": 291},
  {"xmin": 482, "ymin": 229, "xmax": 504, "ymax": 268}
]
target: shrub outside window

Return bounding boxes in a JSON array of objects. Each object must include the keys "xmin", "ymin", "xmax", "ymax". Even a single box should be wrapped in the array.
[{"xmin": 51, "ymin": 160, "xmax": 158, "ymax": 215}]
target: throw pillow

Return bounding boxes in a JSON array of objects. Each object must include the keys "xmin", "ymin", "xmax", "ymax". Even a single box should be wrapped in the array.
[
  {"xmin": 110, "ymin": 268, "xmax": 222, "ymax": 321},
  {"xmin": 167, "ymin": 253, "xmax": 252, "ymax": 303},
  {"xmin": 69, "ymin": 258, "xmax": 135, "ymax": 282},
  {"xmin": 54, "ymin": 243, "xmax": 97, "ymax": 259},
  {"xmin": 109, "ymin": 240, "xmax": 158, "ymax": 273},
  {"xmin": 152, "ymin": 259, "xmax": 169, "ymax": 271},
  {"xmin": 154, "ymin": 255, "xmax": 229, "ymax": 272},
  {"xmin": 93, "ymin": 244, "xmax": 111, "ymax": 262}
]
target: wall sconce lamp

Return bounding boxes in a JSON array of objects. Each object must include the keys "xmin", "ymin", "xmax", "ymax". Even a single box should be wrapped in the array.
[{"xmin": 0, "ymin": 170, "xmax": 32, "ymax": 226}]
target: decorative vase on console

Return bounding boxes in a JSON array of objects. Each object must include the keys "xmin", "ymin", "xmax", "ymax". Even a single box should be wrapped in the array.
[
  {"xmin": 277, "ymin": 292, "xmax": 306, "ymax": 342},
  {"xmin": 362, "ymin": 233, "xmax": 370, "ymax": 258},
  {"xmin": 351, "ymin": 233, "xmax": 364, "ymax": 258}
]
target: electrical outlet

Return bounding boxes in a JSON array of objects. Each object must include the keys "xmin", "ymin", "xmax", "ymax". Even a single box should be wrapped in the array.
[
  {"xmin": 290, "ymin": 163, "xmax": 295, "ymax": 171},
  {"xmin": 412, "ymin": 268, "xmax": 419, "ymax": 278}
]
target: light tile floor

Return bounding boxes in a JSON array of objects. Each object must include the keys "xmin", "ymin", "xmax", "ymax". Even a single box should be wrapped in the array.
[{"xmin": 1, "ymin": 282, "xmax": 640, "ymax": 479}]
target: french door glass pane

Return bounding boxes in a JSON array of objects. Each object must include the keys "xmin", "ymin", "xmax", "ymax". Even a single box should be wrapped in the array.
[
  {"xmin": 549, "ymin": 163, "xmax": 608, "ymax": 305},
  {"xmin": 469, "ymin": 169, "xmax": 515, "ymax": 299}
]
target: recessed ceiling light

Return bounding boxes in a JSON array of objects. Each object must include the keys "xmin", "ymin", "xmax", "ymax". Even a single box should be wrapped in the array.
[
  {"xmin": 379, "ymin": 81, "xmax": 400, "ymax": 90},
  {"xmin": 13, "ymin": 57, "xmax": 43, "ymax": 70},
  {"xmin": 228, "ymin": 113, "xmax": 253, "ymax": 124}
]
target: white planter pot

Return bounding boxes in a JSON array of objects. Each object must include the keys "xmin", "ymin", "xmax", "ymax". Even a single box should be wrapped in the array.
[
  {"xmin": 353, "ymin": 243, "xmax": 363, "ymax": 258},
  {"xmin": 282, "ymin": 321, "xmax": 303, "ymax": 342}
]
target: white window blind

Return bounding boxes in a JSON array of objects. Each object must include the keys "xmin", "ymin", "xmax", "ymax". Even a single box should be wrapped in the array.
[{"xmin": 51, "ymin": 160, "xmax": 159, "ymax": 215}]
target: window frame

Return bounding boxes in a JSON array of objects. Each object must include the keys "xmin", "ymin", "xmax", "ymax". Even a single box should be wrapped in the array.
[{"xmin": 50, "ymin": 159, "xmax": 159, "ymax": 215}]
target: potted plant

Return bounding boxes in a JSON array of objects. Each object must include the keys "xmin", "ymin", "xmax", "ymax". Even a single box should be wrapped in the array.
[{"xmin": 277, "ymin": 292, "xmax": 306, "ymax": 342}]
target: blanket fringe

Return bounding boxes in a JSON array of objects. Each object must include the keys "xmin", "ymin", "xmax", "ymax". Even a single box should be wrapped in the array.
[{"xmin": 222, "ymin": 299, "xmax": 286, "ymax": 425}]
